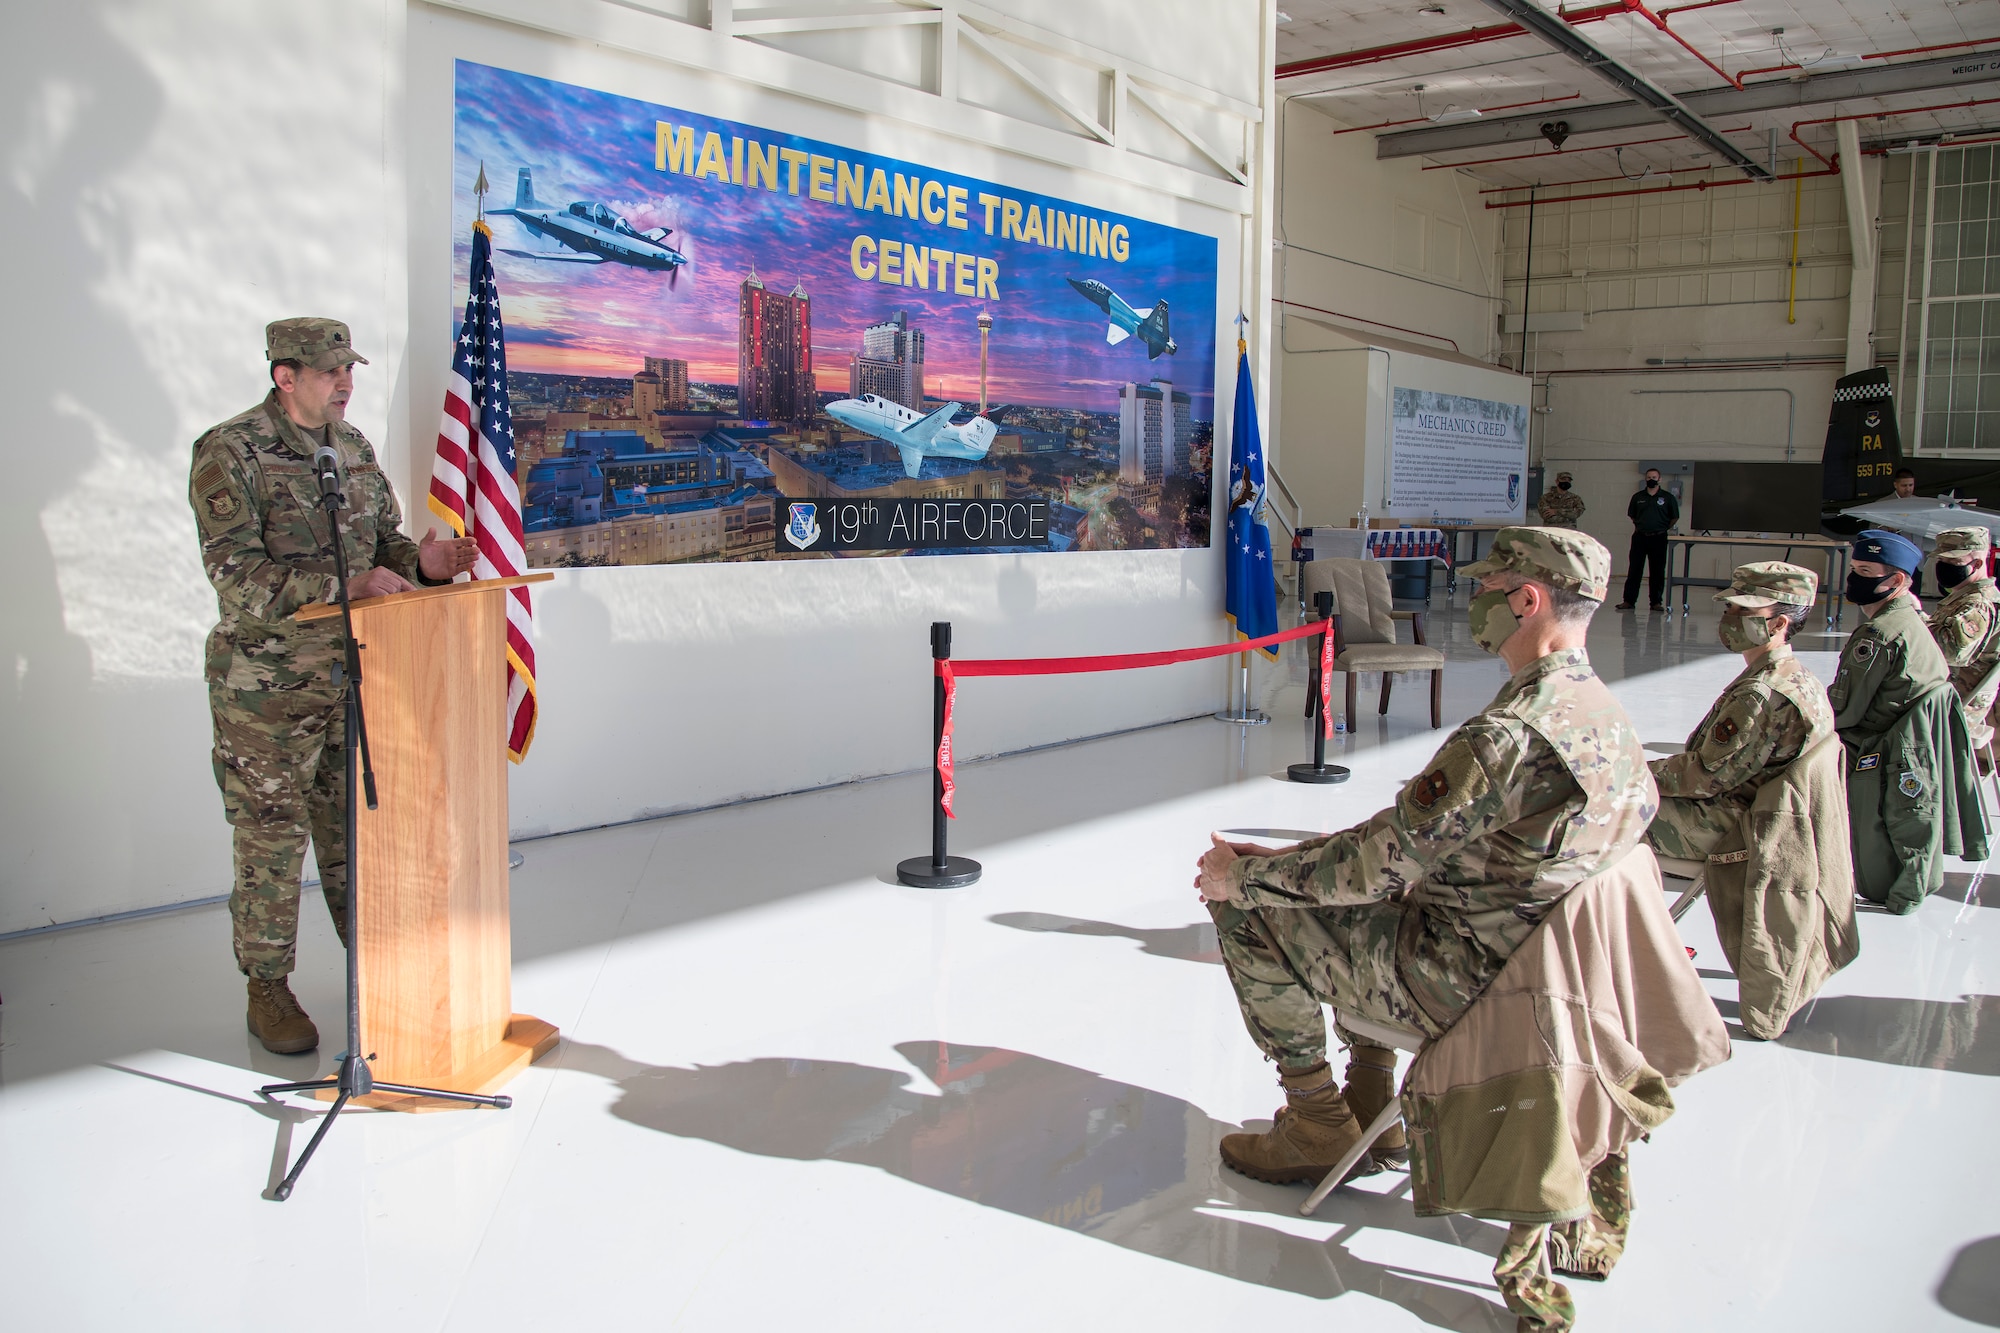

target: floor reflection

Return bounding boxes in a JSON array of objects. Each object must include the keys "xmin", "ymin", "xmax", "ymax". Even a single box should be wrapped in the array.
[
  {"xmin": 1778, "ymin": 994, "xmax": 1998, "ymax": 1075},
  {"xmin": 990, "ymin": 913, "xmax": 1221, "ymax": 965},
  {"xmin": 561, "ymin": 1040, "xmax": 1514, "ymax": 1330},
  {"xmin": 1937, "ymin": 1235, "xmax": 2000, "ymax": 1327}
]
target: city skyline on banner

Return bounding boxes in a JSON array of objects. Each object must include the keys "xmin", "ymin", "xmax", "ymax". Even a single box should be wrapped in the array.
[{"xmin": 450, "ymin": 60, "xmax": 1221, "ymax": 565}]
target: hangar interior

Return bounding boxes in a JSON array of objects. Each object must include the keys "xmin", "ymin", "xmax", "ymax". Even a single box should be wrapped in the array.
[{"xmin": 2, "ymin": 1, "xmax": 1997, "ymax": 1328}]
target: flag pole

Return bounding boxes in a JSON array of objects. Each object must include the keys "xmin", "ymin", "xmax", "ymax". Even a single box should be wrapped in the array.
[{"xmin": 1216, "ymin": 325, "xmax": 1270, "ymax": 726}]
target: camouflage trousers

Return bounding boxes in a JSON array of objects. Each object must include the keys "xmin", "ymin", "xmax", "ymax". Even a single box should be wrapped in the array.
[
  {"xmin": 1645, "ymin": 793, "xmax": 1750, "ymax": 862},
  {"xmin": 208, "ymin": 685, "xmax": 348, "ymax": 979},
  {"xmin": 1549, "ymin": 1152, "xmax": 1633, "ymax": 1281},
  {"xmin": 1494, "ymin": 1223, "xmax": 1574, "ymax": 1332},
  {"xmin": 1207, "ymin": 898, "xmax": 1441, "ymax": 1070}
]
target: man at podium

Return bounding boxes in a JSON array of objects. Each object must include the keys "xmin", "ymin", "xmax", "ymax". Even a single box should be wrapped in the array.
[{"xmin": 188, "ymin": 318, "xmax": 477, "ymax": 1055}]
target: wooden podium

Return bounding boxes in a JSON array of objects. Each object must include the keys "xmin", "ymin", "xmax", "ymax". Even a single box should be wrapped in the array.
[{"xmin": 297, "ymin": 572, "xmax": 557, "ymax": 1110}]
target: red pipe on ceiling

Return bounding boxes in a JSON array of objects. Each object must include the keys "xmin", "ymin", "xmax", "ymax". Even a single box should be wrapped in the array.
[
  {"xmin": 1741, "ymin": 37, "xmax": 2000, "ymax": 84},
  {"xmin": 1331, "ymin": 91, "xmax": 1581, "ymax": 135},
  {"xmin": 1620, "ymin": 0, "xmax": 1742, "ymax": 88},
  {"xmin": 1275, "ymin": 1, "xmax": 1631, "ymax": 79},
  {"xmin": 1421, "ymin": 125, "xmax": 1752, "ymax": 170},
  {"xmin": 1483, "ymin": 163, "xmax": 1837, "ymax": 206},
  {"xmin": 1791, "ymin": 95, "xmax": 2000, "ymax": 168}
]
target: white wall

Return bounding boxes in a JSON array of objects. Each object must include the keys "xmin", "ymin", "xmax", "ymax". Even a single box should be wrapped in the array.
[{"xmin": 0, "ymin": 0, "xmax": 1264, "ymax": 933}]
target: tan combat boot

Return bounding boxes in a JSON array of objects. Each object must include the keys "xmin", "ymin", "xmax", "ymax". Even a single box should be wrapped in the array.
[
  {"xmin": 1343, "ymin": 1044, "xmax": 1408, "ymax": 1166},
  {"xmin": 1219, "ymin": 1060, "xmax": 1368, "ymax": 1185},
  {"xmin": 247, "ymin": 977, "xmax": 320, "ymax": 1054}
]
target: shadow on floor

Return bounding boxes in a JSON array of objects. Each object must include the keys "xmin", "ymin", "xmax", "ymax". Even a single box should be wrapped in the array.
[
  {"xmin": 559, "ymin": 1039, "xmax": 1516, "ymax": 1331},
  {"xmin": 1776, "ymin": 994, "xmax": 1999, "ymax": 1075},
  {"xmin": 1939, "ymin": 872, "xmax": 1993, "ymax": 907},
  {"xmin": 1938, "ymin": 1235, "xmax": 2000, "ymax": 1326},
  {"xmin": 990, "ymin": 913, "xmax": 1221, "ymax": 965}
]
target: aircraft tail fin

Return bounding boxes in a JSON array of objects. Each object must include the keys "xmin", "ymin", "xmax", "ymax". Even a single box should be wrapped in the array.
[
  {"xmin": 1139, "ymin": 301, "xmax": 1172, "ymax": 359},
  {"xmin": 514, "ymin": 167, "xmax": 537, "ymax": 210},
  {"xmin": 896, "ymin": 444, "xmax": 926, "ymax": 479},
  {"xmin": 958, "ymin": 415, "xmax": 996, "ymax": 457},
  {"xmin": 902, "ymin": 401, "xmax": 963, "ymax": 445},
  {"xmin": 1105, "ymin": 323, "xmax": 1131, "ymax": 347}
]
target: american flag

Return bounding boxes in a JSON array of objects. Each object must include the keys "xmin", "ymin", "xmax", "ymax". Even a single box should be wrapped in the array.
[{"xmin": 429, "ymin": 220, "xmax": 538, "ymax": 761}]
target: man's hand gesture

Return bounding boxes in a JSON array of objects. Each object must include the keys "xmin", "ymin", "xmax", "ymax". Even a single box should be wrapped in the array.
[{"xmin": 419, "ymin": 530, "xmax": 479, "ymax": 582}]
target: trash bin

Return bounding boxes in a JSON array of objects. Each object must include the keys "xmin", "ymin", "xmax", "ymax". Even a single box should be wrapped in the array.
[{"xmin": 1389, "ymin": 558, "xmax": 1432, "ymax": 602}]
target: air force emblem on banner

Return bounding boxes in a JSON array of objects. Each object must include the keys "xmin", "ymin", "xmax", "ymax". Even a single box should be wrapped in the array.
[
  {"xmin": 784, "ymin": 502, "xmax": 821, "ymax": 550},
  {"xmin": 1508, "ymin": 472, "xmax": 1521, "ymax": 506}
]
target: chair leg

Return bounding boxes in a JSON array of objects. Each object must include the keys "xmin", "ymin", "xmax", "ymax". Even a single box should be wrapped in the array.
[
  {"xmin": 1430, "ymin": 668, "xmax": 1442, "ymax": 729},
  {"xmin": 1345, "ymin": 672, "xmax": 1357, "ymax": 734},
  {"xmin": 1667, "ymin": 873, "xmax": 1707, "ymax": 923},
  {"xmin": 1299, "ymin": 1098, "xmax": 1405, "ymax": 1217},
  {"xmin": 1379, "ymin": 672, "xmax": 1393, "ymax": 716}
]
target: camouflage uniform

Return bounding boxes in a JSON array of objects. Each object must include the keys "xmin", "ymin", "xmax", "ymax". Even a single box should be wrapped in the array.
[
  {"xmin": 1649, "ymin": 563, "xmax": 1835, "ymax": 860},
  {"xmin": 1216, "ymin": 527, "xmax": 1655, "ymax": 1332},
  {"xmin": 1537, "ymin": 472, "xmax": 1585, "ymax": 529},
  {"xmin": 191, "ymin": 319, "xmax": 429, "ymax": 979},
  {"xmin": 1927, "ymin": 526, "xmax": 2000, "ymax": 751}
]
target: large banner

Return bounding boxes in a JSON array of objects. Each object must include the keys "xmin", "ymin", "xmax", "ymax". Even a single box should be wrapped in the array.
[
  {"xmin": 1386, "ymin": 387, "xmax": 1529, "ymax": 521},
  {"xmin": 451, "ymin": 61, "xmax": 1220, "ymax": 565}
]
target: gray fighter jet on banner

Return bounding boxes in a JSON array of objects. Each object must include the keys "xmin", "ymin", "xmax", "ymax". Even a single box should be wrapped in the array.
[
  {"xmin": 487, "ymin": 167, "xmax": 689, "ymax": 281},
  {"xmin": 1067, "ymin": 277, "xmax": 1176, "ymax": 359}
]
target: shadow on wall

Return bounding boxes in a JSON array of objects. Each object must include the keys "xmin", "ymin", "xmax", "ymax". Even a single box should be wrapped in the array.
[
  {"xmin": 0, "ymin": 6, "xmax": 219, "ymax": 930},
  {"xmin": 558, "ymin": 1038, "xmax": 1518, "ymax": 1331},
  {"xmin": 1938, "ymin": 1235, "xmax": 2000, "ymax": 1327}
]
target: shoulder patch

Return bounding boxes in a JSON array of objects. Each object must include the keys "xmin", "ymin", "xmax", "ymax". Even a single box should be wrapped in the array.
[
  {"xmin": 192, "ymin": 458, "xmax": 251, "ymax": 535},
  {"xmin": 1711, "ymin": 716, "xmax": 1738, "ymax": 745},
  {"xmin": 1898, "ymin": 771, "xmax": 1923, "ymax": 798},
  {"xmin": 1852, "ymin": 637, "xmax": 1877, "ymax": 663},
  {"xmin": 1399, "ymin": 740, "xmax": 1490, "ymax": 827}
]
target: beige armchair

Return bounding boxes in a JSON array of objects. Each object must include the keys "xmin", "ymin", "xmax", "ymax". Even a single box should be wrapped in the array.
[{"xmin": 1300, "ymin": 557, "xmax": 1446, "ymax": 732}]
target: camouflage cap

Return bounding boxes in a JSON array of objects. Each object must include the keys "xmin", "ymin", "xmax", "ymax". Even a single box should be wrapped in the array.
[
  {"xmin": 1554, "ymin": 471, "xmax": 1574, "ymax": 482},
  {"xmin": 266, "ymin": 317, "xmax": 368, "ymax": 371},
  {"xmin": 1461, "ymin": 526, "xmax": 1611, "ymax": 600},
  {"xmin": 1715, "ymin": 560, "xmax": 1817, "ymax": 609},
  {"xmin": 1935, "ymin": 525, "xmax": 1992, "ymax": 557}
]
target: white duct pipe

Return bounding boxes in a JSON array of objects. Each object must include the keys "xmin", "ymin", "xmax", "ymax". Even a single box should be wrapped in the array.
[{"xmin": 1837, "ymin": 120, "xmax": 1881, "ymax": 375}]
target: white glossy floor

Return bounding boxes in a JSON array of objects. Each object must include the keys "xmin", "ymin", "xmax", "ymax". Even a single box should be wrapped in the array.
[{"xmin": 4, "ymin": 596, "xmax": 1998, "ymax": 1331}]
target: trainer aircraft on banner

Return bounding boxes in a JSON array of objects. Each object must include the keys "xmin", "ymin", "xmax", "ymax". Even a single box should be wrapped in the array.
[
  {"xmin": 487, "ymin": 167, "xmax": 689, "ymax": 280},
  {"xmin": 826, "ymin": 395, "xmax": 997, "ymax": 480},
  {"xmin": 1066, "ymin": 277, "xmax": 1177, "ymax": 359}
]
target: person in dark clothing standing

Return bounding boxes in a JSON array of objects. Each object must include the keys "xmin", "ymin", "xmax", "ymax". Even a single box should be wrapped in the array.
[{"xmin": 1616, "ymin": 467, "xmax": 1679, "ymax": 611}]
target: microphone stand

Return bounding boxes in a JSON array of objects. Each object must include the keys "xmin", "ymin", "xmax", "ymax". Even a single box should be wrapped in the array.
[{"xmin": 258, "ymin": 440, "xmax": 511, "ymax": 1201}]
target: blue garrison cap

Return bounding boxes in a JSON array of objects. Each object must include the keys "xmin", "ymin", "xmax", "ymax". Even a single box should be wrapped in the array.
[{"xmin": 1854, "ymin": 528, "xmax": 1922, "ymax": 575}]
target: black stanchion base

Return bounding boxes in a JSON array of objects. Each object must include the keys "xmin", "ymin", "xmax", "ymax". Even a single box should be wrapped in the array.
[
  {"xmin": 897, "ymin": 855, "xmax": 983, "ymax": 888},
  {"xmin": 1287, "ymin": 763, "xmax": 1351, "ymax": 785}
]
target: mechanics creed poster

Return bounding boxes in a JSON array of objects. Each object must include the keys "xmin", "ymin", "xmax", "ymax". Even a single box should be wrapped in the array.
[{"xmin": 451, "ymin": 60, "xmax": 1220, "ymax": 566}]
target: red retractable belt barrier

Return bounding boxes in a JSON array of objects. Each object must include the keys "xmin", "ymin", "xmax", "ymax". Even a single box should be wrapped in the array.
[{"xmin": 897, "ymin": 618, "xmax": 1343, "ymax": 890}]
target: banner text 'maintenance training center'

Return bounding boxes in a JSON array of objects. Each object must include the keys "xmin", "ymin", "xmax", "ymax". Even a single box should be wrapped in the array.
[{"xmin": 656, "ymin": 122, "xmax": 1133, "ymax": 304}]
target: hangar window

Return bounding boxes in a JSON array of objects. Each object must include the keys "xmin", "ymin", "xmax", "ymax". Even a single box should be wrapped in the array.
[{"xmin": 1904, "ymin": 145, "xmax": 2000, "ymax": 451}]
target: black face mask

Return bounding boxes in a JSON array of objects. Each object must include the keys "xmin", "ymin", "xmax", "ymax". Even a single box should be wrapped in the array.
[
  {"xmin": 1557, "ymin": 481, "xmax": 1571, "ymax": 491},
  {"xmin": 1847, "ymin": 570, "xmax": 1897, "ymax": 606},
  {"xmin": 1938, "ymin": 561, "xmax": 1975, "ymax": 592},
  {"xmin": 1645, "ymin": 479, "xmax": 1660, "ymax": 490}
]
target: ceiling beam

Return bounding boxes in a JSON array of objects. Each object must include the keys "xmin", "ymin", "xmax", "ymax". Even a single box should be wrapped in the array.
[
  {"xmin": 1458, "ymin": 0, "xmax": 1770, "ymax": 178},
  {"xmin": 1375, "ymin": 47, "xmax": 2000, "ymax": 159}
]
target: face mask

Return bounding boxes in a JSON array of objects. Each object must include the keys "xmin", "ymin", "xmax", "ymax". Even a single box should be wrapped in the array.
[
  {"xmin": 1645, "ymin": 479, "xmax": 1660, "ymax": 490},
  {"xmin": 1719, "ymin": 611, "xmax": 1774, "ymax": 653},
  {"xmin": 1937, "ymin": 560, "xmax": 1975, "ymax": 592},
  {"xmin": 1468, "ymin": 589, "xmax": 1520, "ymax": 655},
  {"xmin": 1847, "ymin": 570, "xmax": 1896, "ymax": 606},
  {"xmin": 1557, "ymin": 481, "xmax": 1571, "ymax": 491}
]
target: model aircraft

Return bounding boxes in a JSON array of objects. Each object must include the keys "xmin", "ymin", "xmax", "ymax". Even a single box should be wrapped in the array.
[
  {"xmin": 825, "ymin": 395, "xmax": 997, "ymax": 479},
  {"xmin": 487, "ymin": 168, "xmax": 689, "ymax": 280},
  {"xmin": 1066, "ymin": 277, "xmax": 1176, "ymax": 359},
  {"xmin": 1840, "ymin": 493, "xmax": 2000, "ymax": 543}
]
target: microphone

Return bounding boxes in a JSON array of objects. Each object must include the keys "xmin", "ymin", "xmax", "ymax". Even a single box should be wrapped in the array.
[{"xmin": 313, "ymin": 441, "xmax": 343, "ymax": 504}]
